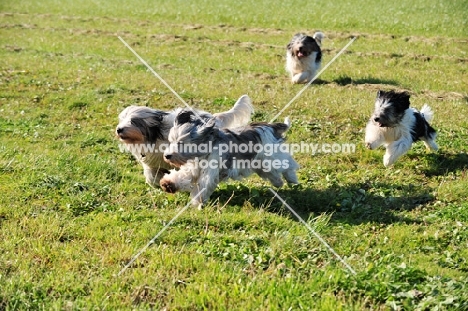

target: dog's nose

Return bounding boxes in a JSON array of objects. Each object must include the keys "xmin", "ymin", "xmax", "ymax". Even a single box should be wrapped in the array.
[
  {"xmin": 165, "ymin": 154, "xmax": 172, "ymax": 160},
  {"xmin": 374, "ymin": 117, "xmax": 380, "ymax": 122},
  {"xmin": 116, "ymin": 127, "xmax": 124, "ymax": 134}
]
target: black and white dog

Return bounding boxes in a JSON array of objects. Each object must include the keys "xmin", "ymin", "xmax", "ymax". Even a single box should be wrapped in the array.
[
  {"xmin": 365, "ymin": 90, "xmax": 438, "ymax": 166},
  {"xmin": 160, "ymin": 110, "xmax": 299, "ymax": 208},
  {"xmin": 116, "ymin": 95, "xmax": 254, "ymax": 187},
  {"xmin": 286, "ymin": 32, "xmax": 325, "ymax": 84}
]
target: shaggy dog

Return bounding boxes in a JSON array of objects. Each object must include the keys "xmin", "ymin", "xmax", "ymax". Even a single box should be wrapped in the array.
[
  {"xmin": 116, "ymin": 95, "xmax": 254, "ymax": 187},
  {"xmin": 160, "ymin": 110, "xmax": 299, "ymax": 208},
  {"xmin": 286, "ymin": 32, "xmax": 325, "ymax": 84},
  {"xmin": 365, "ymin": 90, "xmax": 438, "ymax": 166}
]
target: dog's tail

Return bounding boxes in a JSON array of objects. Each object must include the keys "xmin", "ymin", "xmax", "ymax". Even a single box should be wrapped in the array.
[
  {"xmin": 213, "ymin": 94, "xmax": 254, "ymax": 128},
  {"xmin": 420, "ymin": 104, "xmax": 434, "ymax": 123},
  {"xmin": 284, "ymin": 117, "xmax": 292, "ymax": 130},
  {"xmin": 313, "ymin": 32, "xmax": 325, "ymax": 46},
  {"xmin": 269, "ymin": 117, "xmax": 292, "ymax": 140}
]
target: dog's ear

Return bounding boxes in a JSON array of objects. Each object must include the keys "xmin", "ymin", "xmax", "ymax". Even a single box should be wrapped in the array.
[
  {"xmin": 400, "ymin": 91, "xmax": 411, "ymax": 101},
  {"xmin": 205, "ymin": 117, "xmax": 217, "ymax": 128},
  {"xmin": 287, "ymin": 33, "xmax": 301, "ymax": 50},
  {"xmin": 195, "ymin": 118, "xmax": 218, "ymax": 138},
  {"xmin": 383, "ymin": 91, "xmax": 411, "ymax": 112},
  {"xmin": 394, "ymin": 101, "xmax": 410, "ymax": 112},
  {"xmin": 147, "ymin": 111, "xmax": 165, "ymax": 123},
  {"xmin": 396, "ymin": 92, "xmax": 411, "ymax": 111},
  {"xmin": 175, "ymin": 110, "xmax": 194, "ymax": 125}
]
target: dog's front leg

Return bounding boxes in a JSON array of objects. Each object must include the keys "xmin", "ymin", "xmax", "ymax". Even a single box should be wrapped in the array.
[
  {"xmin": 160, "ymin": 165, "xmax": 195, "ymax": 194},
  {"xmin": 364, "ymin": 123, "xmax": 384, "ymax": 150},
  {"xmin": 292, "ymin": 72, "xmax": 311, "ymax": 84},
  {"xmin": 383, "ymin": 137, "xmax": 412, "ymax": 167},
  {"xmin": 190, "ymin": 168, "xmax": 219, "ymax": 209},
  {"xmin": 144, "ymin": 167, "xmax": 170, "ymax": 188}
]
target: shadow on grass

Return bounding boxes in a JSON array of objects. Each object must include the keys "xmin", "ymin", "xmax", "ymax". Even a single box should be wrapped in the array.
[
  {"xmin": 417, "ymin": 152, "xmax": 468, "ymax": 177},
  {"xmin": 315, "ymin": 76, "xmax": 400, "ymax": 87},
  {"xmin": 212, "ymin": 181, "xmax": 433, "ymax": 226}
]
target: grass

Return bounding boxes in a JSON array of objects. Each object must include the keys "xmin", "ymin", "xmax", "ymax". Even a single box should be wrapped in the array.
[{"xmin": 1, "ymin": 0, "xmax": 468, "ymax": 309}]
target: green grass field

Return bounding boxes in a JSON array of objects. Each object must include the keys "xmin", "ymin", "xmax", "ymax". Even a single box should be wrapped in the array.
[{"xmin": 1, "ymin": 0, "xmax": 467, "ymax": 309}]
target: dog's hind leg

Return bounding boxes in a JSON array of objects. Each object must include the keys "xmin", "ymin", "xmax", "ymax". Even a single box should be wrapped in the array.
[
  {"xmin": 282, "ymin": 169, "xmax": 299, "ymax": 184},
  {"xmin": 421, "ymin": 136, "xmax": 438, "ymax": 151},
  {"xmin": 268, "ymin": 176, "xmax": 284, "ymax": 187},
  {"xmin": 282, "ymin": 157, "xmax": 299, "ymax": 184},
  {"xmin": 256, "ymin": 170, "xmax": 284, "ymax": 187}
]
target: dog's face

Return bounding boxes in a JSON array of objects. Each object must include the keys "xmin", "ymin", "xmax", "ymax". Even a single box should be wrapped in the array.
[
  {"xmin": 371, "ymin": 90, "xmax": 411, "ymax": 127},
  {"xmin": 116, "ymin": 106, "xmax": 169, "ymax": 144},
  {"xmin": 164, "ymin": 110, "xmax": 218, "ymax": 167},
  {"xmin": 287, "ymin": 33, "xmax": 321, "ymax": 59}
]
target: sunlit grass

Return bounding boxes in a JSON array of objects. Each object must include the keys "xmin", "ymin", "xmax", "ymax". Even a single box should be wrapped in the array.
[{"xmin": 1, "ymin": 0, "xmax": 467, "ymax": 309}]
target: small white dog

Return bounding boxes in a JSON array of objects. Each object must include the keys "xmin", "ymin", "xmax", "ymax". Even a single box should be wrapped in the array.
[
  {"xmin": 115, "ymin": 95, "xmax": 254, "ymax": 187},
  {"xmin": 160, "ymin": 110, "xmax": 300, "ymax": 208},
  {"xmin": 365, "ymin": 90, "xmax": 438, "ymax": 167},
  {"xmin": 286, "ymin": 32, "xmax": 325, "ymax": 84}
]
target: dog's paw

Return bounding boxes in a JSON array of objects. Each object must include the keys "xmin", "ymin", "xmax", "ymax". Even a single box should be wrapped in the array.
[
  {"xmin": 270, "ymin": 179, "xmax": 284, "ymax": 188},
  {"xmin": 383, "ymin": 154, "xmax": 395, "ymax": 167},
  {"xmin": 190, "ymin": 199, "xmax": 203, "ymax": 210},
  {"xmin": 160, "ymin": 179, "xmax": 178, "ymax": 193},
  {"xmin": 425, "ymin": 141, "xmax": 439, "ymax": 151},
  {"xmin": 292, "ymin": 78, "xmax": 307, "ymax": 84},
  {"xmin": 291, "ymin": 73, "xmax": 309, "ymax": 84},
  {"xmin": 365, "ymin": 141, "xmax": 378, "ymax": 150}
]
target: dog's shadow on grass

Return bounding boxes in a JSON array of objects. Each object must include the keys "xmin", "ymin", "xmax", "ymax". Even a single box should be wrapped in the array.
[
  {"xmin": 213, "ymin": 181, "xmax": 433, "ymax": 226},
  {"xmin": 314, "ymin": 76, "xmax": 400, "ymax": 87},
  {"xmin": 415, "ymin": 152, "xmax": 468, "ymax": 177}
]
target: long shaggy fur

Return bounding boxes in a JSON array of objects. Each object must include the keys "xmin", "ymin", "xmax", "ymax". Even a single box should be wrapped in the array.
[
  {"xmin": 160, "ymin": 110, "xmax": 299, "ymax": 208},
  {"xmin": 116, "ymin": 95, "xmax": 254, "ymax": 187},
  {"xmin": 286, "ymin": 32, "xmax": 324, "ymax": 84},
  {"xmin": 365, "ymin": 90, "xmax": 438, "ymax": 167}
]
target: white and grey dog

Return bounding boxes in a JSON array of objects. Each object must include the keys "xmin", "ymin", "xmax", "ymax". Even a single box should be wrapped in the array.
[
  {"xmin": 160, "ymin": 110, "xmax": 300, "ymax": 208},
  {"xmin": 116, "ymin": 95, "xmax": 254, "ymax": 187},
  {"xmin": 286, "ymin": 32, "xmax": 325, "ymax": 84},
  {"xmin": 365, "ymin": 90, "xmax": 438, "ymax": 167}
]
